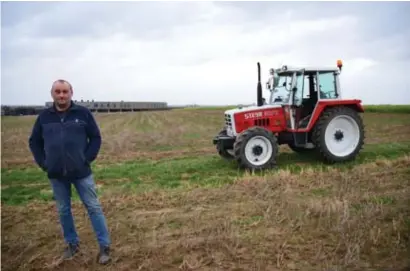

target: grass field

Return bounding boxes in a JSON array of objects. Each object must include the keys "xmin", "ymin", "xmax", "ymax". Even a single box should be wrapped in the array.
[{"xmin": 1, "ymin": 105, "xmax": 410, "ymax": 271}]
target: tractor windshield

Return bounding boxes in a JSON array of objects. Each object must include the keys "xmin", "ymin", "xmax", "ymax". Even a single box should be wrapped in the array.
[{"xmin": 269, "ymin": 74, "xmax": 292, "ymax": 104}]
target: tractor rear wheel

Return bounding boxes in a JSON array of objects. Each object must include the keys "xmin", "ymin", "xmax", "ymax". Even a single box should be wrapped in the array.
[
  {"xmin": 312, "ymin": 106, "xmax": 365, "ymax": 163},
  {"xmin": 216, "ymin": 128, "xmax": 234, "ymax": 160},
  {"xmin": 233, "ymin": 127, "xmax": 278, "ymax": 170}
]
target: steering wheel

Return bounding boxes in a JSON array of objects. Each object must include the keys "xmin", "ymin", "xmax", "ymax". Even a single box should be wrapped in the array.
[
  {"xmin": 282, "ymin": 82, "xmax": 292, "ymax": 92},
  {"xmin": 320, "ymin": 91, "xmax": 334, "ymax": 99}
]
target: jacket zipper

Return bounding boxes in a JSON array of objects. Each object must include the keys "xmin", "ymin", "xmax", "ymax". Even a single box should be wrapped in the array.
[{"xmin": 61, "ymin": 116, "xmax": 67, "ymax": 176}]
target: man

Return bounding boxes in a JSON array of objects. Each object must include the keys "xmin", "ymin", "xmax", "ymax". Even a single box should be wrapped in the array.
[
  {"xmin": 28, "ymin": 79, "xmax": 111, "ymax": 264},
  {"xmin": 266, "ymin": 68, "xmax": 279, "ymax": 93}
]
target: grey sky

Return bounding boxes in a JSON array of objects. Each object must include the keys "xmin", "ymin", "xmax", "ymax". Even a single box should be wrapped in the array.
[{"xmin": 1, "ymin": 1, "xmax": 410, "ymax": 106}]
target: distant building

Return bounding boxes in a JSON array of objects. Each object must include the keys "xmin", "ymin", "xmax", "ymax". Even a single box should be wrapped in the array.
[
  {"xmin": 44, "ymin": 100, "xmax": 169, "ymax": 112},
  {"xmin": 1, "ymin": 100, "xmax": 170, "ymax": 116}
]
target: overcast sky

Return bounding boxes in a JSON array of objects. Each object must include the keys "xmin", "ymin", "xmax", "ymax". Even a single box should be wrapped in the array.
[{"xmin": 2, "ymin": 1, "xmax": 410, "ymax": 106}]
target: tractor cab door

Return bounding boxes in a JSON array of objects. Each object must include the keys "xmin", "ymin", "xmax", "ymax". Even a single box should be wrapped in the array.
[
  {"xmin": 286, "ymin": 69, "xmax": 310, "ymax": 147},
  {"xmin": 287, "ymin": 69, "xmax": 305, "ymax": 130}
]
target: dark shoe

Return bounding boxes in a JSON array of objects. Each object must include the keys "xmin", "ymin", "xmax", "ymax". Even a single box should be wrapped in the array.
[
  {"xmin": 97, "ymin": 246, "xmax": 111, "ymax": 264},
  {"xmin": 62, "ymin": 243, "xmax": 79, "ymax": 260}
]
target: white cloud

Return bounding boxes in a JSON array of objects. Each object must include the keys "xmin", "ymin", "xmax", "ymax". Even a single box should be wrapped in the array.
[
  {"xmin": 1, "ymin": 2, "xmax": 409, "ymax": 106},
  {"xmin": 343, "ymin": 58, "xmax": 378, "ymax": 73}
]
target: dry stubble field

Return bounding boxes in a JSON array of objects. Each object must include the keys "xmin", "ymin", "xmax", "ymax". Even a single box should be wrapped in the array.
[{"xmin": 1, "ymin": 107, "xmax": 410, "ymax": 271}]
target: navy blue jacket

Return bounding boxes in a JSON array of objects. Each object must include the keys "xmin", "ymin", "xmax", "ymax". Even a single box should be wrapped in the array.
[{"xmin": 29, "ymin": 102, "xmax": 102, "ymax": 180}]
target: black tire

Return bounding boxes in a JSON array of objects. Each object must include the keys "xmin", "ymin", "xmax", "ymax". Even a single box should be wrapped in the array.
[
  {"xmin": 233, "ymin": 127, "xmax": 278, "ymax": 170},
  {"xmin": 312, "ymin": 106, "xmax": 365, "ymax": 164},
  {"xmin": 216, "ymin": 128, "xmax": 234, "ymax": 160}
]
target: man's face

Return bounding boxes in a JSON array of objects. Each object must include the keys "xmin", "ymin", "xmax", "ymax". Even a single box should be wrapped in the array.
[{"xmin": 51, "ymin": 81, "xmax": 72, "ymax": 107}]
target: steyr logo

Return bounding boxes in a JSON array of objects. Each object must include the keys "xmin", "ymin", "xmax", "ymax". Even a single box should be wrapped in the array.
[
  {"xmin": 244, "ymin": 112, "xmax": 263, "ymax": 119},
  {"xmin": 244, "ymin": 110, "xmax": 278, "ymax": 119}
]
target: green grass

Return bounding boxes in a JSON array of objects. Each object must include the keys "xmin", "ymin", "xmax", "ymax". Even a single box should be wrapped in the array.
[
  {"xmin": 2, "ymin": 141, "xmax": 409, "ymax": 206},
  {"xmin": 363, "ymin": 104, "xmax": 410, "ymax": 114}
]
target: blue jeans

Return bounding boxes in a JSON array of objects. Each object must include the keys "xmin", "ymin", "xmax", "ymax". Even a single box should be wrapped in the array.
[{"xmin": 49, "ymin": 174, "xmax": 111, "ymax": 248}]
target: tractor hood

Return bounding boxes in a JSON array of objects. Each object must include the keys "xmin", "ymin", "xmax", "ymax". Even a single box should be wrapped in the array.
[
  {"xmin": 225, "ymin": 104, "xmax": 282, "ymax": 115},
  {"xmin": 223, "ymin": 104, "xmax": 283, "ymax": 137}
]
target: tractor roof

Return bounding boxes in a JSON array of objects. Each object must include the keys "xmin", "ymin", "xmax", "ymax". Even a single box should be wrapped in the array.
[{"xmin": 275, "ymin": 65, "xmax": 340, "ymax": 75}]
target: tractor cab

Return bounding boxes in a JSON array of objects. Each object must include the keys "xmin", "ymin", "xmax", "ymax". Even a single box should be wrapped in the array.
[{"xmin": 270, "ymin": 62, "xmax": 343, "ymax": 131}]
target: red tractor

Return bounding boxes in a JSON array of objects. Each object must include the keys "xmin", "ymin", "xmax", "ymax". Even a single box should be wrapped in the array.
[{"xmin": 213, "ymin": 60, "xmax": 365, "ymax": 170}]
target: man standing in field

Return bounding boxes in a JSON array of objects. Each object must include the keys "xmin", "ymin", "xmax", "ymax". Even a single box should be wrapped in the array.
[{"xmin": 28, "ymin": 79, "xmax": 111, "ymax": 264}]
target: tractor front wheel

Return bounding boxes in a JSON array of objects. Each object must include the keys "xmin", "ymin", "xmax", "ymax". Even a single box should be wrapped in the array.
[
  {"xmin": 216, "ymin": 128, "xmax": 235, "ymax": 160},
  {"xmin": 233, "ymin": 127, "xmax": 278, "ymax": 170},
  {"xmin": 312, "ymin": 106, "xmax": 365, "ymax": 163}
]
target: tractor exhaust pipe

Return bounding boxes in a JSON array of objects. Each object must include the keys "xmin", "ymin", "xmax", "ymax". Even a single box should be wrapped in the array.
[{"xmin": 257, "ymin": 62, "xmax": 263, "ymax": 106}]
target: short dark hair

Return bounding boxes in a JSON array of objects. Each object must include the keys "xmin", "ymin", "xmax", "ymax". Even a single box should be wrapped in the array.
[{"xmin": 51, "ymin": 79, "xmax": 73, "ymax": 91}]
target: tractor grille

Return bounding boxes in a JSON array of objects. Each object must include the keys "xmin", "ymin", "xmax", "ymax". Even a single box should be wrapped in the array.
[
  {"xmin": 254, "ymin": 118, "xmax": 270, "ymax": 127},
  {"xmin": 225, "ymin": 114, "xmax": 232, "ymax": 127}
]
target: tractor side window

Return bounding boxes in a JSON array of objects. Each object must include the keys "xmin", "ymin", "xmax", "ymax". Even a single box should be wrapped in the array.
[
  {"xmin": 303, "ymin": 75, "xmax": 310, "ymax": 99},
  {"xmin": 318, "ymin": 72, "xmax": 338, "ymax": 99},
  {"xmin": 274, "ymin": 75, "xmax": 292, "ymax": 104},
  {"xmin": 293, "ymin": 73, "xmax": 304, "ymax": 106}
]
